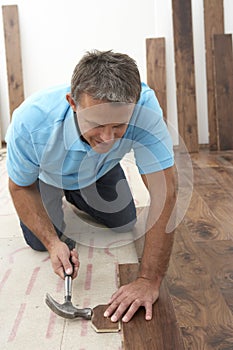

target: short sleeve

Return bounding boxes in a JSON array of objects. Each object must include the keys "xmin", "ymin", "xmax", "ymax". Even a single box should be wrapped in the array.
[
  {"xmin": 6, "ymin": 119, "xmax": 39, "ymax": 186},
  {"xmin": 131, "ymin": 86, "xmax": 174, "ymax": 174}
]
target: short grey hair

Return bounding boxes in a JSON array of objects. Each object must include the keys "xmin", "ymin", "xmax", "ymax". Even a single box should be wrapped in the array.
[{"xmin": 71, "ymin": 50, "xmax": 141, "ymax": 104}]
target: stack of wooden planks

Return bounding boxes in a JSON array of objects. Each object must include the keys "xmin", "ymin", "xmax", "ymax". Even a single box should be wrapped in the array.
[
  {"xmin": 146, "ymin": 0, "xmax": 233, "ymax": 152},
  {"xmin": 2, "ymin": 5, "xmax": 24, "ymax": 120}
]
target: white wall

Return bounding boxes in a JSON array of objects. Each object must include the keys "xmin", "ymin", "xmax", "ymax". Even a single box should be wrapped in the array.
[
  {"xmin": 0, "ymin": 0, "xmax": 156, "ymax": 138},
  {"xmin": 0, "ymin": 0, "xmax": 232, "ymax": 145}
]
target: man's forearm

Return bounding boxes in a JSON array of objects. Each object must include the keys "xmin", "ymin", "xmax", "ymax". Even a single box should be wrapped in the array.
[
  {"xmin": 138, "ymin": 218, "xmax": 174, "ymax": 285},
  {"xmin": 9, "ymin": 179, "xmax": 60, "ymax": 250},
  {"xmin": 139, "ymin": 169, "xmax": 176, "ymax": 286}
]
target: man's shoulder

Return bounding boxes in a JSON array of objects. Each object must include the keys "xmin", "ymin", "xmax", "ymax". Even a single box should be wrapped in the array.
[
  {"xmin": 12, "ymin": 84, "xmax": 71, "ymax": 131},
  {"xmin": 138, "ymin": 82, "xmax": 160, "ymax": 107},
  {"xmin": 137, "ymin": 82, "xmax": 162, "ymax": 114}
]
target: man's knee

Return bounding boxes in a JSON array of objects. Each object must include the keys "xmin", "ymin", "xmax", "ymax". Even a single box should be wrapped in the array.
[
  {"xmin": 110, "ymin": 217, "xmax": 137, "ymax": 233},
  {"xmin": 104, "ymin": 202, "xmax": 137, "ymax": 233},
  {"xmin": 20, "ymin": 221, "xmax": 47, "ymax": 251}
]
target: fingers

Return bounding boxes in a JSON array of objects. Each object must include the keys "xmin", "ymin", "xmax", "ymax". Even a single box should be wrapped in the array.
[
  {"xmin": 63, "ymin": 248, "xmax": 80, "ymax": 278},
  {"xmin": 144, "ymin": 302, "xmax": 153, "ymax": 321},
  {"xmin": 104, "ymin": 280, "xmax": 159, "ymax": 323},
  {"xmin": 70, "ymin": 249, "xmax": 80, "ymax": 278},
  {"xmin": 105, "ymin": 299, "xmax": 153, "ymax": 323},
  {"xmin": 50, "ymin": 242, "xmax": 80, "ymax": 279}
]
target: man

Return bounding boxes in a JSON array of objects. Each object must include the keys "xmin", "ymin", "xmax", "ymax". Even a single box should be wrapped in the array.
[{"xmin": 6, "ymin": 50, "xmax": 176, "ymax": 323}]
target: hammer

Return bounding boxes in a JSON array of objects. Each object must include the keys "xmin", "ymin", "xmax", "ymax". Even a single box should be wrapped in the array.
[
  {"xmin": 45, "ymin": 268, "xmax": 92, "ymax": 320},
  {"xmin": 45, "ymin": 263, "xmax": 120, "ymax": 332}
]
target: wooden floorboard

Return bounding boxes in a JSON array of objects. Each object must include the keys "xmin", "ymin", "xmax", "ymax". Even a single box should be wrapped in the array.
[
  {"xmin": 172, "ymin": 0, "xmax": 198, "ymax": 153},
  {"xmin": 181, "ymin": 324, "xmax": 233, "ymax": 350},
  {"xmin": 2, "ymin": 5, "xmax": 24, "ymax": 118},
  {"xmin": 197, "ymin": 241, "xmax": 233, "ymax": 313},
  {"xmin": 119, "ymin": 264, "xmax": 184, "ymax": 350},
  {"xmin": 203, "ymin": 0, "xmax": 224, "ymax": 151},
  {"xmin": 146, "ymin": 37, "xmax": 167, "ymax": 121},
  {"xmin": 213, "ymin": 34, "xmax": 233, "ymax": 151},
  {"xmin": 183, "ymin": 189, "xmax": 226, "ymax": 241},
  {"xmin": 130, "ymin": 149, "xmax": 233, "ymax": 349}
]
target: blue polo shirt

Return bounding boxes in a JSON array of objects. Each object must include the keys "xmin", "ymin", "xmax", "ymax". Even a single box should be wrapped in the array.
[{"xmin": 6, "ymin": 83, "xmax": 174, "ymax": 189}]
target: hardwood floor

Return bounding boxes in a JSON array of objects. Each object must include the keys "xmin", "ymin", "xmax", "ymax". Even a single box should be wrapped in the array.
[
  {"xmin": 167, "ymin": 149, "xmax": 233, "ymax": 349},
  {"xmin": 127, "ymin": 149, "xmax": 233, "ymax": 349}
]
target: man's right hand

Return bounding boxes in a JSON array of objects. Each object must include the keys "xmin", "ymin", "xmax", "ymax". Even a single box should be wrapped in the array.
[{"xmin": 49, "ymin": 240, "xmax": 80, "ymax": 279}]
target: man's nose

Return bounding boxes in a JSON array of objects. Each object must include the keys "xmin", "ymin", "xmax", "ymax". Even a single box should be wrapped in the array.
[{"xmin": 100, "ymin": 126, "xmax": 114, "ymax": 142}]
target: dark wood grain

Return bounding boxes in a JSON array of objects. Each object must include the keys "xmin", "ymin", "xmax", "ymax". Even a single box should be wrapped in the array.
[
  {"xmin": 183, "ymin": 189, "xmax": 226, "ymax": 241},
  {"xmin": 195, "ymin": 183, "xmax": 233, "ymax": 239},
  {"xmin": 203, "ymin": 0, "xmax": 224, "ymax": 151},
  {"xmin": 172, "ymin": 0, "xmax": 198, "ymax": 153},
  {"xmin": 2, "ymin": 5, "xmax": 24, "ymax": 119},
  {"xmin": 119, "ymin": 263, "xmax": 184, "ymax": 350},
  {"xmin": 91, "ymin": 304, "xmax": 120, "ymax": 333},
  {"xmin": 197, "ymin": 241, "xmax": 233, "ymax": 313},
  {"xmin": 132, "ymin": 149, "xmax": 233, "ymax": 348},
  {"xmin": 213, "ymin": 34, "xmax": 233, "ymax": 151},
  {"xmin": 146, "ymin": 38, "xmax": 167, "ymax": 121},
  {"xmin": 166, "ymin": 224, "xmax": 233, "ymax": 327},
  {"xmin": 181, "ymin": 324, "xmax": 233, "ymax": 350}
]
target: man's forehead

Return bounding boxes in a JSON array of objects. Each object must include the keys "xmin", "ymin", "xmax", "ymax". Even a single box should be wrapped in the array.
[{"xmin": 77, "ymin": 101, "xmax": 135, "ymax": 124}]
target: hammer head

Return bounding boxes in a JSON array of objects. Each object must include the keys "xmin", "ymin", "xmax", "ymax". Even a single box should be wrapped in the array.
[{"xmin": 45, "ymin": 293, "xmax": 92, "ymax": 320}]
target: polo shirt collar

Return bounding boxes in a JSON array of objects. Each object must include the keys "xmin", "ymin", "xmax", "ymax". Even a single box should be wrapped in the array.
[{"xmin": 63, "ymin": 108, "xmax": 91, "ymax": 152}]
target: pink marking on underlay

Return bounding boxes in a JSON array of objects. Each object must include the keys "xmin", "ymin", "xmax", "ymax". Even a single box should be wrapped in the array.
[
  {"xmin": 8, "ymin": 303, "xmax": 27, "ymax": 342},
  {"xmin": 56, "ymin": 277, "xmax": 64, "ymax": 293},
  {"xmin": 114, "ymin": 262, "xmax": 119, "ymax": 288},
  {"xmin": 8, "ymin": 247, "xmax": 30, "ymax": 264},
  {"xmin": 80, "ymin": 298, "xmax": 91, "ymax": 337},
  {"xmin": 104, "ymin": 239, "xmax": 132, "ymax": 258},
  {"xmin": 25, "ymin": 267, "xmax": 40, "ymax": 295},
  {"xmin": 41, "ymin": 255, "xmax": 50, "ymax": 263},
  {"xmin": 88, "ymin": 238, "xmax": 94, "ymax": 259},
  {"xmin": 84, "ymin": 264, "xmax": 93, "ymax": 290},
  {"xmin": 0, "ymin": 269, "xmax": 12, "ymax": 292},
  {"xmin": 46, "ymin": 311, "xmax": 57, "ymax": 339},
  {"xmin": 80, "ymin": 319, "xmax": 88, "ymax": 337}
]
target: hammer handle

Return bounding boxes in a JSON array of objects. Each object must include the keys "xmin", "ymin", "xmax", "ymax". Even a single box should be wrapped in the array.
[
  {"xmin": 64, "ymin": 257, "xmax": 74, "ymax": 301},
  {"xmin": 64, "ymin": 256, "xmax": 75, "ymax": 277},
  {"xmin": 64, "ymin": 275, "xmax": 72, "ymax": 302}
]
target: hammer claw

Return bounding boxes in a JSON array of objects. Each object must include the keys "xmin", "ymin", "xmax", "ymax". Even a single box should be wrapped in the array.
[{"xmin": 45, "ymin": 293, "xmax": 92, "ymax": 320}]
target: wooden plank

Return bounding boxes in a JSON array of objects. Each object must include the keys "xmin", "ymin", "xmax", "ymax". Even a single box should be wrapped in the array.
[
  {"xmin": 204, "ymin": 0, "xmax": 224, "ymax": 151},
  {"xmin": 193, "ymin": 161, "xmax": 233, "ymax": 198},
  {"xmin": 119, "ymin": 263, "xmax": 184, "ymax": 350},
  {"xmin": 213, "ymin": 34, "xmax": 233, "ymax": 151},
  {"xmin": 172, "ymin": 0, "xmax": 198, "ymax": 153},
  {"xmin": 2, "ymin": 5, "xmax": 24, "ymax": 119},
  {"xmin": 146, "ymin": 38, "xmax": 167, "ymax": 121},
  {"xmin": 91, "ymin": 304, "xmax": 120, "ymax": 333},
  {"xmin": 197, "ymin": 241, "xmax": 233, "ymax": 313},
  {"xmin": 183, "ymin": 189, "xmax": 227, "ymax": 241},
  {"xmin": 195, "ymin": 183, "xmax": 233, "ymax": 239},
  {"xmin": 181, "ymin": 324, "xmax": 233, "ymax": 349},
  {"xmin": 166, "ymin": 224, "xmax": 233, "ymax": 327}
]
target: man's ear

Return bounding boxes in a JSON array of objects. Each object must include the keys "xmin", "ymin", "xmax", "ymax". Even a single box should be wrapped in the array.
[{"xmin": 66, "ymin": 93, "xmax": 77, "ymax": 112}]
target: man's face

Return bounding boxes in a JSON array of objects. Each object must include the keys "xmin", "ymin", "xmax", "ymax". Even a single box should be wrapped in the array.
[{"xmin": 68, "ymin": 93, "xmax": 135, "ymax": 154}]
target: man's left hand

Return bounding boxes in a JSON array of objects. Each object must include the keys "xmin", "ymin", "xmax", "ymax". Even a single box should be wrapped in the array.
[{"xmin": 104, "ymin": 277, "xmax": 159, "ymax": 322}]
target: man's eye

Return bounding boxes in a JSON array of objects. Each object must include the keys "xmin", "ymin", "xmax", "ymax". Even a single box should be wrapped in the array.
[
  {"xmin": 114, "ymin": 124, "xmax": 125, "ymax": 129},
  {"xmin": 94, "ymin": 125, "xmax": 103, "ymax": 129}
]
